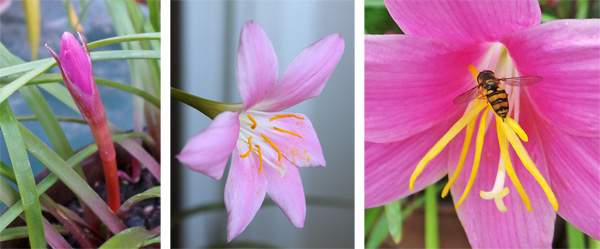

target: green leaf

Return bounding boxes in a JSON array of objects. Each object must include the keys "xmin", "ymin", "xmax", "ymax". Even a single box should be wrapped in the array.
[
  {"xmin": 0, "ymin": 50, "xmax": 160, "ymax": 78},
  {"xmin": 384, "ymin": 199, "xmax": 403, "ymax": 244},
  {"xmin": 86, "ymin": 32, "xmax": 161, "ymax": 49},
  {"xmin": 117, "ymin": 186, "xmax": 160, "ymax": 216},
  {"xmin": 0, "ymin": 60, "xmax": 54, "ymax": 105},
  {"xmin": 0, "ymin": 102, "xmax": 45, "ymax": 248},
  {"xmin": 99, "ymin": 227, "xmax": 157, "ymax": 249},
  {"xmin": 23, "ymin": 0, "xmax": 41, "ymax": 60},
  {"xmin": 365, "ymin": 5, "xmax": 403, "ymax": 34},
  {"xmin": 1, "ymin": 225, "xmax": 68, "ymax": 242},
  {"xmin": 0, "ymin": 74, "xmax": 161, "ymax": 108},
  {"xmin": 366, "ymin": 215, "xmax": 389, "ymax": 249},
  {"xmin": 17, "ymin": 124, "xmax": 127, "ymax": 234},
  {"xmin": 148, "ymin": 0, "xmax": 160, "ymax": 32},
  {"xmin": 0, "ymin": 176, "xmax": 19, "ymax": 205},
  {"xmin": 141, "ymin": 236, "xmax": 160, "ymax": 247},
  {"xmin": 365, "ymin": 207, "xmax": 381, "ymax": 237},
  {"xmin": 0, "ymin": 132, "xmax": 152, "ymax": 233}
]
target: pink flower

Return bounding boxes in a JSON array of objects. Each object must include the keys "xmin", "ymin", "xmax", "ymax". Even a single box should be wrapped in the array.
[
  {"xmin": 46, "ymin": 32, "xmax": 120, "ymax": 212},
  {"xmin": 176, "ymin": 20, "xmax": 344, "ymax": 242},
  {"xmin": 365, "ymin": 0, "xmax": 599, "ymax": 247}
]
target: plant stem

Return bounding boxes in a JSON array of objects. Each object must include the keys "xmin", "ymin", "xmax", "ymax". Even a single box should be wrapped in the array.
[
  {"xmin": 424, "ymin": 185, "xmax": 439, "ymax": 249},
  {"xmin": 89, "ymin": 118, "xmax": 121, "ymax": 212},
  {"xmin": 566, "ymin": 222, "xmax": 585, "ymax": 249},
  {"xmin": 171, "ymin": 87, "xmax": 242, "ymax": 119},
  {"xmin": 589, "ymin": 236, "xmax": 600, "ymax": 249}
]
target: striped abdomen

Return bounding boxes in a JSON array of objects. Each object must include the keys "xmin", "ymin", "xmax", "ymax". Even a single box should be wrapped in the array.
[{"xmin": 486, "ymin": 87, "xmax": 509, "ymax": 118}]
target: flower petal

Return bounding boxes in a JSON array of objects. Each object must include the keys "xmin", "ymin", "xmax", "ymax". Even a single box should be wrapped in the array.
[
  {"xmin": 365, "ymin": 34, "xmax": 487, "ymax": 143},
  {"xmin": 384, "ymin": 0, "xmax": 541, "ymax": 43},
  {"xmin": 254, "ymin": 34, "xmax": 345, "ymax": 111},
  {"xmin": 225, "ymin": 145, "xmax": 267, "ymax": 242},
  {"xmin": 251, "ymin": 111, "xmax": 325, "ymax": 168},
  {"xmin": 236, "ymin": 20, "xmax": 279, "ymax": 111},
  {"xmin": 450, "ymin": 112, "xmax": 555, "ymax": 248},
  {"xmin": 502, "ymin": 19, "xmax": 600, "ymax": 137},
  {"xmin": 264, "ymin": 163, "xmax": 305, "ymax": 228},
  {"xmin": 534, "ymin": 113, "xmax": 600, "ymax": 239},
  {"xmin": 176, "ymin": 111, "xmax": 239, "ymax": 180},
  {"xmin": 365, "ymin": 123, "xmax": 450, "ymax": 208},
  {"xmin": 60, "ymin": 32, "xmax": 93, "ymax": 95}
]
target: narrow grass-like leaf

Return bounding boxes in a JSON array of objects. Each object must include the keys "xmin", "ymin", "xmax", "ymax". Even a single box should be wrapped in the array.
[
  {"xmin": 0, "ymin": 50, "xmax": 159, "ymax": 78},
  {"xmin": 148, "ymin": 0, "xmax": 160, "ymax": 32},
  {"xmin": 37, "ymin": 83, "xmax": 78, "ymax": 111},
  {"xmin": 366, "ymin": 215, "xmax": 389, "ymax": 249},
  {"xmin": 87, "ymin": 32, "xmax": 161, "ymax": 49},
  {"xmin": 365, "ymin": 207, "xmax": 381, "ymax": 237},
  {"xmin": 141, "ymin": 235, "xmax": 160, "ymax": 247},
  {"xmin": 1, "ymin": 225, "xmax": 68, "ymax": 242},
  {"xmin": 0, "ymin": 176, "xmax": 19, "ymax": 205},
  {"xmin": 384, "ymin": 199, "xmax": 403, "ymax": 244},
  {"xmin": 117, "ymin": 186, "xmax": 160, "ymax": 216},
  {"xmin": 23, "ymin": 0, "xmax": 41, "ymax": 60},
  {"xmin": 0, "ymin": 102, "xmax": 45, "ymax": 248},
  {"xmin": 0, "ymin": 74, "xmax": 160, "ymax": 108},
  {"xmin": 0, "ymin": 60, "xmax": 53, "ymax": 105},
  {"xmin": 18, "ymin": 124, "xmax": 126, "ymax": 234},
  {"xmin": 99, "ymin": 227, "xmax": 157, "ymax": 249},
  {"xmin": 0, "ymin": 132, "xmax": 152, "ymax": 233},
  {"xmin": 17, "ymin": 115, "xmax": 86, "ymax": 124}
]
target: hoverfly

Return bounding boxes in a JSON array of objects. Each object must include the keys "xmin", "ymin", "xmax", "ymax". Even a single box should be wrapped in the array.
[{"xmin": 453, "ymin": 70, "xmax": 542, "ymax": 119}]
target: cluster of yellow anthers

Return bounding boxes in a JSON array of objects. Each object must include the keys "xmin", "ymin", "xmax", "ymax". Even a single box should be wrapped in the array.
[
  {"xmin": 409, "ymin": 65, "xmax": 558, "ymax": 213},
  {"xmin": 238, "ymin": 113, "xmax": 304, "ymax": 176}
]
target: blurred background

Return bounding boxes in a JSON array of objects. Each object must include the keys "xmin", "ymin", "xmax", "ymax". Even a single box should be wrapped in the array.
[{"xmin": 171, "ymin": 0, "xmax": 354, "ymax": 248}]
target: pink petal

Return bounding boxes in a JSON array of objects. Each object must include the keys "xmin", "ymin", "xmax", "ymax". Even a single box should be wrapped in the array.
[
  {"xmin": 253, "ymin": 112, "xmax": 325, "ymax": 168},
  {"xmin": 450, "ymin": 108, "xmax": 555, "ymax": 248},
  {"xmin": 534, "ymin": 111, "xmax": 600, "ymax": 239},
  {"xmin": 385, "ymin": 0, "xmax": 541, "ymax": 43},
  {"xmin": 254, "ymin": 34, "xmax": 345, "ymax": 111},
  {"xmin": 236, "ymin": 20, "xmax": 279, "ymax": 111},
  {"xmin": 365, "ymin": 123, "xmax": 451, "ymax": 208},
  {"xmin": 60, "ymin": 32, "xmax": 93, "ymax": 95},
  {"xmin": 365, "ymin": 34, "xmax": 487, "ymax": 143},
  {"xmin": 502, "ymin": 19, "xmax": 600, "ymax": 137},
  {"xmin": 264, "ymin": 163, "xmax": 305, "ymax": 228},
  {"xmin": 176, "ymin": 112, "xmax": 239, "ymax": 180},
  {"xmin": 225, "ymin": 146, "xmax": 267, "ymax": 242}
]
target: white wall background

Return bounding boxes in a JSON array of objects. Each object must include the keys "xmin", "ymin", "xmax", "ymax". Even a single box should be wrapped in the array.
[{"xmin": 176, "ymin": 0, "xmax": 355, "ymax": 248}]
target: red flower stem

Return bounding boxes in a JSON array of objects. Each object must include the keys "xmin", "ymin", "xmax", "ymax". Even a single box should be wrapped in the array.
[{"xmin": 89, "ymin": 116, "xmax": 120, "ymax": 212}]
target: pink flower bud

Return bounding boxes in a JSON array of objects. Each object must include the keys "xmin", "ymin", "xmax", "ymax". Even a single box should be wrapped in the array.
[{"xmin": 59, "ymin": 32, "xmax": 93, "ymax": 95}]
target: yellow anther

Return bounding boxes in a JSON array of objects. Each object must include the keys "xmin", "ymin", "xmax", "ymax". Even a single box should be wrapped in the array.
[
  {"xmin": 455, "ymin": 107, "xmax": 490, "ymax": 209},
  {"xmin": 501, "ymin": 119, "xmax": 558, "ymax": 211},
  {"xmin": 269, "ymin": 114, "xmax": 304, "ymax": 122},
  {"xmin": 468, "ymin": 65, "xmax": 480, "ymax": 80},
  {"xmin": 261, "ymin": 134, "xmax": 281, "ymax": 162},
  {"xmin": 442, "ymin": 117, "xmax": 476, "ymax": 198},
  {"xmin": 273, "ymin": 126, "xmax": 303, "ymax": 138},
  {"xmin": 247, "ymin": 114, "xmax": 257, "ymax": 129},
  {"xmin": 239, "ymin": 136, "xmax": 253, "ymax": 158},
  {"xmin": 496, "ymin": 115, "xmax": 532, "ymax": 212},
  {"xmin": 256, "ymin": 144, "xmax": 263, "ymax": 174},
  {"xmin": 409, "ymin": 99, "xmax": 487, "ymax": 190}
]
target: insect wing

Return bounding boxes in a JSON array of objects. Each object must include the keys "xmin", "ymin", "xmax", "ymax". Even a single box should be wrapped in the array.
[
  {"xmin": 453, "ymin": 86, "xmax": 480, "ymax": 104},
  {"xmin": 500, "ymin": 76, "xmax": 543, "ymax": 86}
]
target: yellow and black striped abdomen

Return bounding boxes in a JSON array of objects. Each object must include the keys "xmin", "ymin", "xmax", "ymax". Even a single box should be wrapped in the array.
[{"xmin": 486, "ymin": 87, "xmax": 509, "ymax": 118}]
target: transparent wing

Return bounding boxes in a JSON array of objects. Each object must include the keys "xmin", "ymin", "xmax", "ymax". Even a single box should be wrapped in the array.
[
  {"xmin": 453, "ymin": 86, "xmax": 480, "ymax": 104},
  {"xmin": 500, "ymin": 76, "xmax": 543, "ymax": 86}
]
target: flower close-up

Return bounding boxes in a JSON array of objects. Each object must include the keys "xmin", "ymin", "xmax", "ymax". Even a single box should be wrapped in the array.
[
  {"xmin": 176, "ymin": 20, "xmax": 344, "ymax": 242},
  {"xmin": 365, "ymin": 0, "xmax": 599, "ymax": 247}
]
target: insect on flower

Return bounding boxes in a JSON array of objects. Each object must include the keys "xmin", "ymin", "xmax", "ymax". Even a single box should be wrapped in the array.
[{"xmin": 453, "ymin": 66, "xmax": 543, "ymax": 119}]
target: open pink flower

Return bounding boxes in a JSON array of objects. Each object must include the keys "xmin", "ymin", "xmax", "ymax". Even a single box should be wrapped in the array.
[
  {"xmin": 365, "ymin": 0, "xmax": 599, "ymax": 247},
  {"xmin": 177, "ymin": 20, "xmax": 344, "ymax": 242}
]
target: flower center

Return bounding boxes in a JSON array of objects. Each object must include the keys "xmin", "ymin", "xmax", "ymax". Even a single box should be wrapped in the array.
[
  {"xmin": 237, "ymin": 111, "xmax": 305, "ymax": 176},
  {"xmin": 409, "ymin": 44, "xmax": 558, "ymax": 213}
]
